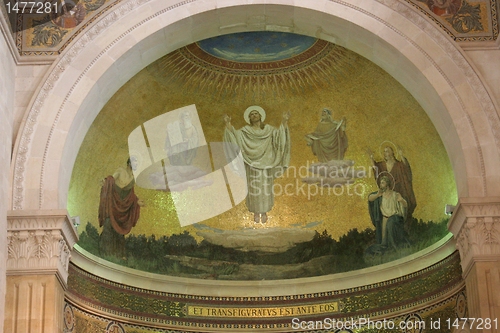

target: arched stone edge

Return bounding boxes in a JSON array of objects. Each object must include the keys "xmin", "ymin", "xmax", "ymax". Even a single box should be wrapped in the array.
[
  {"xmin": 379, "ymin": 0, "xmax": 500, "ymax": 194},
  {"xmin": 9, "ymin": 0, "xmax": 500, "ymax": 210}
]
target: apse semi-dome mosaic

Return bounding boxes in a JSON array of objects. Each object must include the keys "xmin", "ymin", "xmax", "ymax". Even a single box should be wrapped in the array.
[{"xmin": 69, "ymin": 32, "xmax": 457, "ymax": 280}]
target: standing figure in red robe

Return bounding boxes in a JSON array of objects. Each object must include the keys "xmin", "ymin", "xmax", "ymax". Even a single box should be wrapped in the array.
[
  {"xmin": 98, "ymin": 157, "xmax": 143, "ymax": 258},
  {"xmin": 367, "ymin": 145, "xmax": 416, "ymax": 231}
]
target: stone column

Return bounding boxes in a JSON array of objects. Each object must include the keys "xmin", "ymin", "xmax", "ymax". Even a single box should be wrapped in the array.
[
  {"xmin": 448, "ymin": 198, "xmax": 500, "ymax": 333},
  {"xmin": 5, "ymin": 210, "xmax": 78, "ymax": 333}
]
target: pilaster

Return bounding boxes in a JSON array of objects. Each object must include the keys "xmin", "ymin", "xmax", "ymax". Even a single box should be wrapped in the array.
[
  {"xmin": 5, "ymin": 210, "xmax": 78, "ymax": 333},
  {"xmin": 448, "ymin": 198, "xmax": 500, "ymax": 333}
]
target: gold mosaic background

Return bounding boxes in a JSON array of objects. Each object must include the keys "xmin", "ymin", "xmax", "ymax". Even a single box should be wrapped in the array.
[{"xmin": 67, "ymin": 38, "xmax": 457, "ymax": 241}]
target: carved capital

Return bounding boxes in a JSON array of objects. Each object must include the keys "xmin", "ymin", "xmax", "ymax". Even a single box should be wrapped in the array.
[
  {"xmin": 7, "ymin": 210, "xmax": 79, "ymax": 285},
  {"xmin": 448, "ymin": 198, "xmax": 500, "ymax": 275}
]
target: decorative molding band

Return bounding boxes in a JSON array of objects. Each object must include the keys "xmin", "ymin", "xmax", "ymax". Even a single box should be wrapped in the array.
[
  {"xmin": 448, "ymin": 198, "xmax": 500, "ymax": 275},
  {"xmin": 459, "ymin": 37, "xmax": 500, "ymax": 51},
  {"xmin": 65, "ymin": 287, "xmax": 466, "ymax": 332},
  {"xmin": 7, "ymin": 210, "xmax": 79, "ymax": 284},
  {"xmin": 66, "ymin": 252, "xmax": 463, "ymax": 330}
]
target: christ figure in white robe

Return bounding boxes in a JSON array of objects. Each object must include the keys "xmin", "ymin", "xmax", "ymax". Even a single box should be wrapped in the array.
[{"xmin": 224, "ymin": 106, "xmax": 291, "ymax": 223}]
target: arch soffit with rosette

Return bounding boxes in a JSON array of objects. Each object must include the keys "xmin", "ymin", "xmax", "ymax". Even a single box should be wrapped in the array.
[{"xmin": 9, "ymin": 0, "xmax": 500, "ymax": 210}]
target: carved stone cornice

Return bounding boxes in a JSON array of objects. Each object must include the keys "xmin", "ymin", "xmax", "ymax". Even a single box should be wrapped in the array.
[
  {"xmin": 448, "ymin": 198, "xmax": 500, "ymax": 275},
  {"xmin": 7, "ymin": 210, "xmax": 79, "ymax": 285}
]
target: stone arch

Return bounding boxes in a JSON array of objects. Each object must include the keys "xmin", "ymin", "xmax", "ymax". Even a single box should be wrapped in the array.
[{"xmin": 10, "ymin": 0, "xmax": 500, "ymax": 210}]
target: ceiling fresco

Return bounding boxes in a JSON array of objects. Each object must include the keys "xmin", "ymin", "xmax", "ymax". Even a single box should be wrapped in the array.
[
  {"xmin": 2, "ymin": 0, "xmax": 498, "ymax": 57},
  {"xmin": 196, "ymin": 32, "xmax": 318, "ymax": 62},
  {"xmin": 410, "ymin": 0, "xmax": 497, "ymax": 40},
  {"xmin": 69, "ymin": 31, "xmax": 457, "ymax": 280}
]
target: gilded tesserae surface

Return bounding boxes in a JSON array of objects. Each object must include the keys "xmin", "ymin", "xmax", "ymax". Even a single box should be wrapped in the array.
[{"xmin": 70, "ymin": 32, "xmax": 457, "ymax": 280}]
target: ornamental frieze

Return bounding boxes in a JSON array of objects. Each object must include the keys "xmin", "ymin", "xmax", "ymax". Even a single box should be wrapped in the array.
[
  {"xmin": 448, "ymin": 200, "xmax": 500, "ymax": 274},
  {"xmin": 7, "ymin": 210, "xmax": 79, "ymax": 283},
  {"xmin": 66, "ymin": 251, "xmax": 463, "ymax": 330}
]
